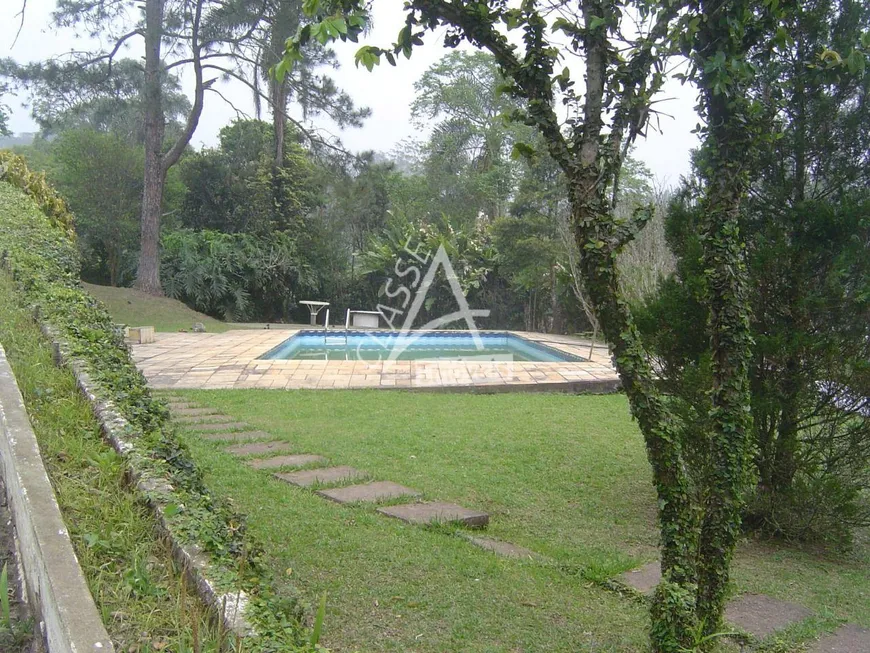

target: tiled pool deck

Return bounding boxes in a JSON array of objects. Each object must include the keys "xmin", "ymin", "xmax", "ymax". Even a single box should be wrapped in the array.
[{"xmin": 132, "ymin": 330, "xmax": 620, "ymax": 392}]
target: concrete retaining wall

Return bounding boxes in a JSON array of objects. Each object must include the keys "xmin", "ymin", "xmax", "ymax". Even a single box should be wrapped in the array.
[{"xmin": 0, "ymin": 345, "xmax": 114, "ymax": 653}]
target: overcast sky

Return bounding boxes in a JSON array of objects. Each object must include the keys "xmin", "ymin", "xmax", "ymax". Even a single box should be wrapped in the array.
[{"xmin": 1, "ymin": 0, "xmax": 700, "ymax": 185}]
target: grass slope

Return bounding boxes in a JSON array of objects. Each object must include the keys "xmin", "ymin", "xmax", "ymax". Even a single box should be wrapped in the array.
[
  {"xmin": 0, "ymin": 274, "xmax": 224, "ymax": 651},
  {"xmin": 82, "ymin": 282, "xmax": 232, "ymax": 333},
  {"xmin": 171, "ymin": 389, "xmax": 870, "ymax": 652}
]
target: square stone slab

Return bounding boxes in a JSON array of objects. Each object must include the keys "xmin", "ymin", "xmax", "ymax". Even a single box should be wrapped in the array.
[
  {"xmin": 201, "ymin": 431, "xmax": 272, "ymax": 442},
  {"xmin": 465, "ymin": 536, "xmax": 534, "ymax": 559},
  {"xmin": 167, "ymin": 402, "xmax": 196, "ymax": 410},
  {"xmin": 377, "ymin": 502, "xmax": 489, "ymax": 528},
  {"xmin": 317, "ymin": 481, "xmax": 420, "ymax": 504},
  {"xmin": 810, "ymin": 624, "xmax": 870, "ymax": 653},
  {"xmin": 187, "ymin": 422, "xmax": 248, "ymax": 433},
  {"xmin": 619, "ymin": 561, "xmax": 661, "ymax": 595},
  {"xmin": 275, "ymin": 466, "xmax": 366, "ymax": 488},
  {"xmin": 224, "ymin": 441, "xmax": 294, "ymax": 457},
  {"xmin": 725, "ymin": 593, "xmax": 813, "ymax": 639},
  {"xmin": 247, "ymin": 454, "xmax": 327, "ymax": 470},
  {"xmin": 173, "ymin": 407, "xmax": 219, "ymax": 416},
  {"xmin": 175, "ymin": 414, "xmax": 236, "ymax": 424}
]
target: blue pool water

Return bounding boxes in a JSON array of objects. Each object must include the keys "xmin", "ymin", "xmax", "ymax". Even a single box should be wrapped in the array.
[{"xmin": 260, "ymin": 331, "xmax": 584, "ymax": 362}]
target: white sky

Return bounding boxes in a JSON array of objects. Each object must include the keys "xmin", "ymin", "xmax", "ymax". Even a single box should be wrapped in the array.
[{"xmin": 0, "ymin": 0, "xmax": 700, "ymax": 185}]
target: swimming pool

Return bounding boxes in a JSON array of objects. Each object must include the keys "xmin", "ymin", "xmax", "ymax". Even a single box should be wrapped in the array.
[{"xmin": 259, "ymin": 330, "xmax": 584, "ymax": 362}]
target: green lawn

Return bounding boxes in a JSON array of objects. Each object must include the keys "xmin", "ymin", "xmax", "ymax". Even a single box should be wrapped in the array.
[
  {"xmin": 83, "ymin": 282, "xmax": 234, "ymax": 333},
  {"xmin": 83, "ymin": 282, "xmax": 309, "ymax": 333},
  {"xmin": 169, "ymin": 390, "xmax": 870, "ymax": 652}
]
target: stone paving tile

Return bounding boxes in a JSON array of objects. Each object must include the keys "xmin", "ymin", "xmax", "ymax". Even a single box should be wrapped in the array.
[
  {"xmin": 810, "ymin": 624, "xmax": 870, "ymax": 653},
  {"xmin": 724, "ymin": 593, "xmax": 813, "ymax": 639},
  {"xmin": 173, "ymin": 407, "xmax": 219, "ymax": 416},
  {"xmin": 200, "ymin": 431, "xmax": 272, "ymax": 442},
  {"xmin": 186, "ymin": 421, "xmax": 248, "ymax": 433},
  {"xmin": 377, "ymin": 501, "xmax": 489, "ymax": 528},
  {"xmin": 224, "ymin": 441, "xmax": 294, "ymax": 456},
  {"xmin": 275, "ymin": 466, "xmax": 366, "ymax": 488},
  {"xmin": 136, "ymin": 330, "xmax": 620, "ymax": 391},
  {"xmin": 166, "ymin": 402, "xmax": 197, "ymax": 410},
  {"xmin": 464, "ymin": 536, "xmax": 535, "ymax": 559},
  {"xmin": 317, "ymin": 481, "xmax": 420, "ymax": 504},
  {"xmin": 174, "ymin": 414, "xmax": 237, "ymax": 424},
  {"xmin": 247, "ymin": 454, "xmax": 327, "ymax": 470},
  {"xmin": 619, "ymin": 561, "xmax": 661, "ymax": 595}
]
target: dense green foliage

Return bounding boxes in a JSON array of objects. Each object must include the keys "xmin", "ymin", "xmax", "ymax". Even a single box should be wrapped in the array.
[
  {"xmin": 177, "ymin": 121, "xmax": 320, "ymax": 236},
  {"xmin": 637, "ymin": 0, "xmax": 870, "ymax": 550},
  {"xmin": 50, "ymin": 129, "xmax": 144, "ymax": 286},
  {"xmin": 0, "ymin": 174, "xmax": 311, "ymax": 651},
  {"xmin": 162, "ymin": 229, "xmax": 311, "ymax": 321},
  {"xmin": 640, "ymin": 192, "xmax": 870, "ymax": 547}
]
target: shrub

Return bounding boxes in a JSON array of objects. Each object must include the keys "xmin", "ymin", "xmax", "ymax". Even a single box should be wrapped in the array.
[
  {"xmin": 161, "ymin": 229, "xmax": 312, "ymax": 322},
  {"xmin": 637, "ymin": 192, "xmax": 870, "ymax": 548},
  {"xmin": 0, "ymin": 150, "xmax": 75, "ymax": 237}
]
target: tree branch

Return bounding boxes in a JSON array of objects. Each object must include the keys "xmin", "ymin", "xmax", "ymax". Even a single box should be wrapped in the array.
[{"xmin": 162, "ymin": 0, "xmax": 205, "ymax": 172}]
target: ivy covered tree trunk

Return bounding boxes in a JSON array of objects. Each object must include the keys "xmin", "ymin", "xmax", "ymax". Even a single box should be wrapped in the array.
[
  {"xmin": 571, "ymin": 200, "xmax": 699, "ymax": 652},
  {"xmin": 691, "ymin": 0, "xmax": 757, "ymax": 635}
]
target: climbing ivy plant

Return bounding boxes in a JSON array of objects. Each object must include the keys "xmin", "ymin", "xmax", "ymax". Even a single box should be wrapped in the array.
[{"xmin": 281, "ymin": 1, "xmax": 780, "ymax": 650}]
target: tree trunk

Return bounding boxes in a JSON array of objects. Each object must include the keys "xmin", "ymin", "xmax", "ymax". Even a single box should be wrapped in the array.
[
  {"xmin": 135, "ymin": 0, "xmax": 167, "ymax": 295},
  {"xmin": 573, "ymin": 199, "xmax": 699, "ymax": 652},
  {"xmin": 272, "ymin": 79, "xmax": 287, "ymax": 166},
  {"xmin": 138, "ymin": 160, "xmax": 166, "ymax": 294},
  {"xmin": 106, "ymin": 240, "xmax": 120, "ymax": 287},
  {"xmin": 135, "ymin": 0, "xmax": 206, "ymax": 295},
  {"xmin": 549, "ymin": 265, "xmax": 562, "ymax": 334},
  {"xmin": 693, "ymin": 0, "xmax": 756, "ymax": 633}
]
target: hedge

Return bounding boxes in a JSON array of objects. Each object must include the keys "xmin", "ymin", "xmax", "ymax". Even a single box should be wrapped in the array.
[{"xmin": 0, "ymin": 153, "xmax": 310, "ymax": 652}]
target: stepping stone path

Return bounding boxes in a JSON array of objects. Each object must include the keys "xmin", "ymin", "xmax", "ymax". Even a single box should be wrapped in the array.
[
  {"xmin": 810, "ymin": 624, "xmax": 870, "ymax": 653},
  {"xmin": 225, "ymin": 441, "xmax": 294, "ymax": 456},
  {"xmin": 465, "ymin": 536, "xmax": 534, "ymax": 559},
  {"xmin": 175, "ymin": 414, "xmax": 237, "ymax": 424},
  {"xmin": 173, "ymin": 407, "xmax": 219, "ymax": 417},
  {"xmin": 247, "ymin": 454, "xmax": 327, "ymax": 470},
  {"xmin": 188, "ymin": 421, "xmax": 248, "ymax": 433},
  {"xmin": 275, "ymin": 466, "xmax": 366, "ymax": 488},
  {"xmin": 377, "ymin": 502, "xmax": 490, "ymax": 528},
  {"xmin": 618, "ymin": 560, "xmax": 661, "ymax": 595},
  {"xmin": 724, "ymin": 593, "xmax": 813, "ymax": 640},
  {"xmin": 201, "ymin": 431, "xmax": 273, "ymax": 442},
  {"xmin": 162, "ymin": 396, "xmax": 519, "ymax": 555},
  {"xmin": 317, "ymin": 481, "xmax": 420, "ymax": 504}
]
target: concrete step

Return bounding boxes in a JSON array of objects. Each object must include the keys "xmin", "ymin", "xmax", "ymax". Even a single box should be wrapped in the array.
[
  {"xmin": 275, "ymin": 466, "xmax": 366, "ymax": 488},
  {"xmin": 317, "ymin": 481, "xmax": 420, "ymax": 504},
  {"xmin": 247, "ymin": 454, "xmax": 327, "ymax": 470},
  {"xmin": 377, "ymin": 501, "xmax": 489, "ymax": 528}
]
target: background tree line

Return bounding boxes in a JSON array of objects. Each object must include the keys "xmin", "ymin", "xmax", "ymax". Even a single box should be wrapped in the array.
[{"xmin": 6, "ymin": 47, "xmax": 667, "ymax": 331}]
